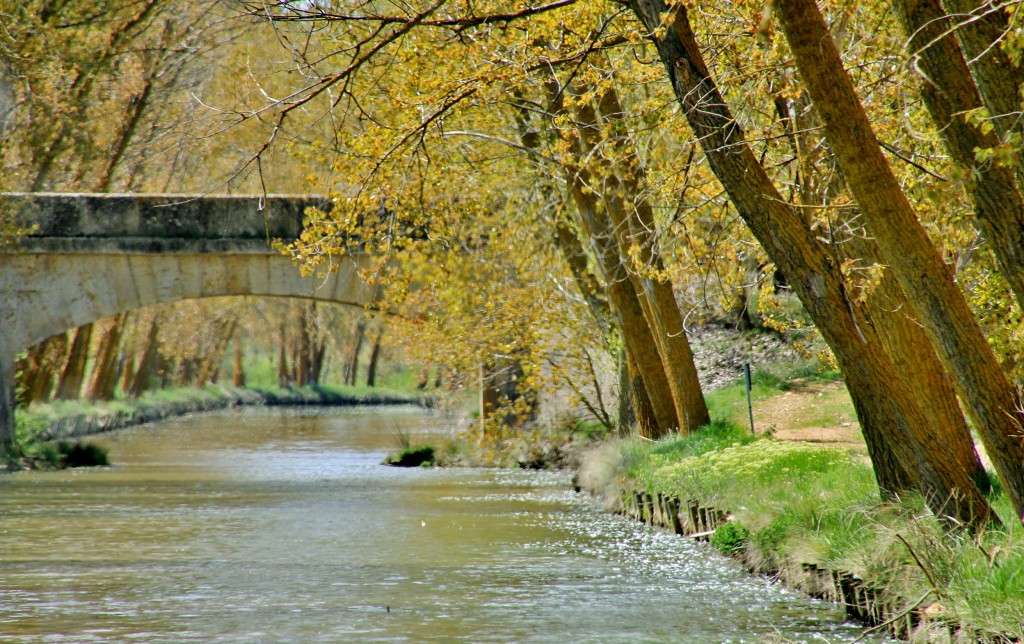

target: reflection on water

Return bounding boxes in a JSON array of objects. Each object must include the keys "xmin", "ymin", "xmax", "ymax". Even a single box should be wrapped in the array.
[{"xmin": 0, "ymin": 406, "xmax": 880, "ymax": 642}]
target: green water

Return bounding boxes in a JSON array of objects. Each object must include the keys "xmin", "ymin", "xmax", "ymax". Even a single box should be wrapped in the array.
[{"xmin": 0, "ymin": 406, "xmax": 880, "ymax": 642}]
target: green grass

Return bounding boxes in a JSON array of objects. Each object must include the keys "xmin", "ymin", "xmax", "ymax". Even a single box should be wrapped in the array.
[
  {"xmin": 586, "ymin": 427, "xmax": 1024, "ymax": 637},
  {"xmin": 704, "ymin": 378, "xmax": 782, "ymax": 428},
  {"xmin": 705, "ymin": 369, "xmax": 854, "ymax": 433}
]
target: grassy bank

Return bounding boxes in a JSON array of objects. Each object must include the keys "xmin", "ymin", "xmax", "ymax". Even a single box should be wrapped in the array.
[
  {"xmin": 7, "ymin": 383, "xmax": 423, "ymax": 470},
  {"xmin": 578, "ymin": 417, "xmax": 1023, "ymax": 641}
]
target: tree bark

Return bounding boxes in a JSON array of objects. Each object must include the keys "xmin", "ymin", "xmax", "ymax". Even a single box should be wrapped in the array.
[
  {"xmin": 54, "ymin": 323, "xmax": 93, "ymax": 400},
  {"xmin": 86, "ymin": 314, "xmax": 127, "ymax": 401},
  {"xmin": 0, "ymin": 355, "xmax": 15, "ymax": 452},
  {"xmin": 344, "ymin": 317, "xmax": 367, "ymax": 387},
  {"xmin": 21, "ymin": 334, "xmax": 68, "ymax": 404},
  {"xmin": 567, "ymin": 160, "xmax": 679, "ymax": 437},
  {"xmin": 774, "ymin": 0, "xmax": 1022, "ymax": 524},
  {"xmin": 574, "ymin": 85, "xmax": 710, "ymax": 433},
  {"xmin": 851, "ymin": 238, "xmax": 989, "ymax": 493},
  {"xmin": 628, "ymin": 0, "xmax": 998, "ymax": 529},
  {"xmin": 366, "ymin": 328, "xmax": 384, "ymax": 387},
  {"xmin": 232, "ymin": 339, "xmax": 246, "ymax": 387},
  {"xmin": 896, "ymin": 0, "xmax": 1024, "ymax": 308},
  {"xmin": 553, "ymin": 196, "xmax": 658, "ymax": 434},
  {"xmin": 197, "ymin": 319, "xmax": 236, "ymax": 385},
  {"xmin": 128, "ymin": 318, "xmax": 161, "ymax": 398},
  {"xmin": 770, "ymin": 51, "xmax": 988, "ymax": 495},
  {"xmin": 940, "ymin": 0, "xmax": 1024, "ymax": 177},
  {"xmin": 277, "ymin": 323, "xmax": 291, "ymax": 388}
]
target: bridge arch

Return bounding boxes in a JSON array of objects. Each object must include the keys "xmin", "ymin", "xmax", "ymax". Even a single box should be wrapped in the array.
[
  {"xmin": 2, "ymin": 251, "xmax": 374, "ymax": 356},
  {"xmin": 1, "ymin": 194, "xmax": 374, "ymax": 447}
]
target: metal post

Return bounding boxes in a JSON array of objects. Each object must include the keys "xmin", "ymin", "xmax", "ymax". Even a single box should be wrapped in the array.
[{"xmin": 744, "ymin": 362, "xmax": 755, "ymax": 435}]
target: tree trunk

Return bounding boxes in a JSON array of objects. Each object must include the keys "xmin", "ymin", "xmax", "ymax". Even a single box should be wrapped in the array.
[
  {"xmin": 120, "ymin": 351, "xmax": 136, "ymax": 394},
  {"xmin": 307, "ymin": 306, "xmax": 326, "ymax": 386},
  {"xmin": 366, "ymin": 329, "xmax": 384, "ymax": 387},
  {"xmin": 567, "ymin": 85, "xmax": 709, "ymax": 433},
  {"xmin": 128, "ymin": 318, "xmax": 162, "ymax": 398},
  {"xmin": 896, "ymin": 0, "xmax": 1024, "ymax": 308},
  {"xmin": 15, "ymin": 341, "xmax": 48, "ymax": 406},
  {"xmin": 628, "ymin": 0, "xmax": 998, "ymax": 529},
  {"xmin": 774, "ymin": 0, "xmax": 1022, "ymax": 524},
  {"xmin": 21, "ymin": 334, "xmax": 68, "ymax": 404},
  {"xmin": 552, "ymin": 209, "xmax": 657, "ymax": 434},
  {"xmin": 590, "ymin": 85, "xmax": 710, "ymax": 432},
  {"xmin": 851, "ymin": 238, "xmax": 989, "ymax": 493},
  {"xmin": 770, "ymin": 47, "xmax": 990, "ymax": 495},
  {"xmin": 567, "ymin": 161, "xmax": 678, "ymax": 438},
  {"xmin": 232, "ymin": 339, "xmax": 246, "ymax": 387},
  {"xmin": 86, "ymin": 314, "xmax": 127, "ymax": 401},
  {"xmin": 277, "ymin": 323, "xmax": 291, "ymax": 388},
  {"xmin": 197, "ymin": 319, "xmax": 236, "ymax": 385},
  {"xmin": 939, "ymin": 0, "xmax": 1024, "ymax": 178},
  {"xmin": 55, "ymin": 323, "xmax": 93, "ymax": 400},
  {"xmin": 344, "ymin": 317, "xmax": 367, "ymax": 387},
  {"xmin": 0, "ymin": 355, "xmax": 15, "ymax": 452}
]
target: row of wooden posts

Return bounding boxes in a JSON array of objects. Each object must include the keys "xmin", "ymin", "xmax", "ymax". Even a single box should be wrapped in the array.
[{"xmin": 616, "ymin": 489, "xmax": 1012, "ymax": 642}]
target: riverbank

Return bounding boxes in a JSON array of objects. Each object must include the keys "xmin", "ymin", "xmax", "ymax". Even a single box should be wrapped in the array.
[
  {"xmin": 576, "ymin": 419, "xmax": 1023, "ymax": 641},
  {"xmin": 6, "ymin": 383, "xmax": 425, "ymax": 470}
]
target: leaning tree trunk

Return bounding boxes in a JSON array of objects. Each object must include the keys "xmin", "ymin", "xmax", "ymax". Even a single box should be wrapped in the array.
[
  {"xmin": 128, "ymin": 318, "xmax": 162, "ymax": 398},
  {"xmin": 567, "ymin": 162, "xmax": 679, "ymax": 438},
  {"xmin": 15, "ymin": 340, "xmax": 49, "ymax": 406},
  {"xmin": 628, "ymin": 0, "xmax": 997, "ymax": 529},
  {"xmin": 197, "ymin": 318, "xmax": 236, "ymax": 385},
  {"xmin": 22, "ymin": 334, "xmax": 69, "ymax": 405},
  {"xmin": 774, "ymin": 0, "xmax": 1023, "ymax": 524},
  {"xmin": 851, "ymin": 238, "xmax": 989, "ymax": 493},
  {"xmin": 772, "ymin": 61, "xmax": 988, "ymax": 495},
  {"xmin": 939, "ymin": 0, "xmax": 1024, "ymax": 182},
  {"xmin": 515, "ymin": 95, "xmax": 651, "ymax": 435},
  {"xmin": 86, "ymin": 314, "xmax": 127, "ymax": 401},
  {"xmin": 55, "ymin": 323, "xmax": 93, "ymax": 400},
  {"xmin": 896, "ymin": 0, "xmax": 1024, "ymax": 309},
  {"xmin": 573, "ymin": 86, "xmax": 710, "ymax": 433}
]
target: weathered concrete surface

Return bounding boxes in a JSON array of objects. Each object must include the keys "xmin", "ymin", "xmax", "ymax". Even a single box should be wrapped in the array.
[
  {"xmin": 0, "ymin": 193, "xmax": 373, "ymax": 450},
  {"xmin": 9, "ymin": 192, "xmax": 326, "ymax": 252}
]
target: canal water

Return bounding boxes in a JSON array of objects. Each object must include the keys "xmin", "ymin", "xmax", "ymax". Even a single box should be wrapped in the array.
[{"xmin": 1, "ymin": 406, "xmax": 880, "ymax": 642}]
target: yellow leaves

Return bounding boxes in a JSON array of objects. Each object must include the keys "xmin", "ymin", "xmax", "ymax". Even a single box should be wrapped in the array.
[
  {"xmin": 973, "ymin": 132, "xmax": 1023, "ymax": 170},
  {"xmin": 964, "ymin": 106, "xmax": 996, "ymax": 136},
  {"xmin": 839, "ymin": 258, "xmax": 885, "ymax": 303}
]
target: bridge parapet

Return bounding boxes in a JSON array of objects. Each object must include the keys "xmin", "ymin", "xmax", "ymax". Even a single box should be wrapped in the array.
[{"xmin": 6, "ymin": 193, "xmax": 331, "ymax": 254}]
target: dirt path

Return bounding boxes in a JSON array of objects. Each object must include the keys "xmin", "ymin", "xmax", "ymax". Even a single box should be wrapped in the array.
[{"xmin": 751, "ymin": 381, "xmax": 865, "ymax": 451}]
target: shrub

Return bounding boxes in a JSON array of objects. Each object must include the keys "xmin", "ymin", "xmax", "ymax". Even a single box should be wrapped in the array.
[
  {"xmin": 59, "ymin": 441, "xmax": 110, "ymax": 467},
  {"xmin": 711, "ymin": 522, "xmax": 751, "ymax": 554},
  {"xmin": 384, "ymin": 445, "xmax": 435, "ymax": 467}
]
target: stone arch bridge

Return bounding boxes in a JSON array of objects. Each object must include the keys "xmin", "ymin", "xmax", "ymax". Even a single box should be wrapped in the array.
[{"xmin": 0, "ymin": 193, "xmax": 377, "ymax": 448}]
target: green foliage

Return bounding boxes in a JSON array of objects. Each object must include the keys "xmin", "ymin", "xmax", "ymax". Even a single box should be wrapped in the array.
[
  {"xmin": 21, "ymin": 440, "xmax": 109, "ymax": 469},
  {"xmin": 711, "ymin": 522, "xmax": 750, "ymax": 554},
  {"xmin": 58, "ymin": 441, "xmax": 109, "ymax": 468},
  {"xmin": 384, "ymin": 445, "xmax": 435, "ymax": 467},
  {"xmin": 565, "ymin": 419, "xmax": 613, "ymax": 442}
]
